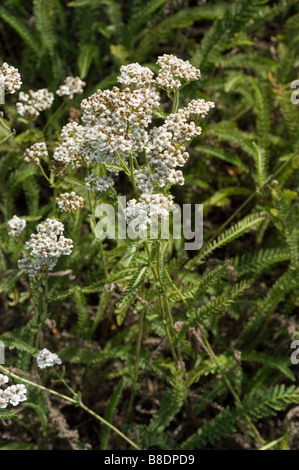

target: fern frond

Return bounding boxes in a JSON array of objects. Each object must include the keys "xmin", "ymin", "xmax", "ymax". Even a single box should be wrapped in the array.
[
  {"xmin": 185, "ymin": 279, "xmax": 252, "ymax": 331},
  {"xmin": 230, "ymin": 246, "xmax": 291, "ymax": 277},
  {"xmin": 238, "ymin": 268, "xmax": 297, "ymax": 344},
  {"xmin": 186, "ymin": 213, "xmax": 264, "ymax": 269},
  {"xmin": 116, "ymin": 266, "xmax": 148, "ymax": 325},
  {"xmin": 74, "ymin": 290, "xmax": 91, "ymax": 340},
  {"xmin": 251, "ymin": 142, "xmax": 268, "ymax": 192},
  {"xmin": 33, "ymin": 0, "xmax": 57, "ymax": 57},
  {"xmin": 101, "ymin": 378, "xmax": 125, "ymax": 450},
  {"xmin": 249, "ymin": 78, "xmax": 271, "ymax": 151}
]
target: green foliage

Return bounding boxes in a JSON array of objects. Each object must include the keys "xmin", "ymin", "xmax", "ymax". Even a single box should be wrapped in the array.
[{"xmin": 101, "ymin": 377, "xmax": 125, "ymax": 450}]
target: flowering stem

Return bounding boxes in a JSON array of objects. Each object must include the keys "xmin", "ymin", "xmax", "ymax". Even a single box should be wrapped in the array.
[
  {"xmin": 126, "ymin": 298, "xmax": 145, "ymax": 422},
  {"xmin": 156, "ymin": 242, "xmax": 185, "ymax": 377},
  {"xmin": 129, "ymin": 152, "xmax": 139, "ymax": 197},
  {"xmin": 85, "ymin": 164, "xmax": 108, "ymax": 278},
  {"xmin": 0, "ymin": 365, "xmax": 141, "ymax": 450},
  {"xmin": 38, "ymin": 162, "xmax": 52, "ymax": 185},
  {"xmin": 51, "ymin": 185, "xmax": 58, "ymax": 216},
  {"xmin": 165, "ymin": 269, "xmax": 187, "ymax": 304},
  {"xmin": 35, "ymin": 271, "xmax": 49, "ymax": 353},
  {"xmin": 115, "ymin": 150, "xmax": 130, "ymax": 176},
  {"xmin": 171, "ymin": 90, "xmax": 180, "ymax": 114},
  {"xmin": 98, "ymin": 236, "xmax": 108, "ymax": 278},
  {"xmin": 143, "ymin": 240, "xmax": 178, "ymax": 364}
]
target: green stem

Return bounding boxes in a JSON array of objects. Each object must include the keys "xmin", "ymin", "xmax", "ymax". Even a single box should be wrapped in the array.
[
  {"xmin": 129, "ymin": 152, "xmax": 139, "ymax": 197},
  {"xmin": 126, "ymin": 300, "xmax": 145, "ymax": 422},
  {"xmin": 85, "ymin": 163, "xmax": 108, "ymax": 278},
  {"xmin": 144, "ymin": 241, "xmax": 178, "ymax": 363},
  {"xmin": 0, "ymin": 365, "xmax": 141, "ymax": 450},
  {"xmin": 98, "ymin": 236, "xmax": 108, "ymax": 278},
  {"xmin": 129, "ymin": 157, "xmax": 181, "ymax": 369},
  {"xmin": 51, "ymin": 185, "xmax": 58, "ymax": 216},
  {"xmin": 35, "ymin": 271, "xmax": 49, "ymax": 352},
  {"xmin": 157, "ymin": 242, "xmax": 186, "ymax": 377},
  {"xmin": 165, "ymin": 268, "xmax": 187, "ymax": 304},
  {"xmin": 171, "ymin": 90, "xmax": 180, "ymax": 114},
  {"xmin": 115, "ymin": 150, "xmax": 130, "ymax": 175},
  {"xmin": 38, "ymin": 162, "xmax": 52, "ymax": 185},
  {"xmin": 259, "ymin": 436, "xmax": 285, "ymax": 450}
]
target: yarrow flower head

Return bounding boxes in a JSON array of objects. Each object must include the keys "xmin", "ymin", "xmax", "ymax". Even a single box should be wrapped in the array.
[
  {"xmin": 17, "ymin": 88, "xmax": 54, "ymax": 117},
  {"xmin": 0, "ymin": 374, "xmax": 27, "ymax": 409},
  {"xmin": 78, "ymin": 84, "xmax": 159, "ymax": 167},
  {"xmin": 125, "ymin": 193, "xmax": 175, "ymax": 234},
  {"xmin": 118, "ymin": 63, "xmax": 155, "ymax": 88},
  {"xmin": 37, "ymin": 348, "xmax": 62, "ymax": 369},
  {"xmin": 0, "ymin": 62, "xmax": 22, "ymax": 94},
  {"xmin": 24, "ymin": 142, "xmax": 48, "ymax": 164},
  {"xmin": 156, "ymin": 54, "xmax": 201, "ymax": 92},
  {"xmin": 85, "ymin": 174, "xmax": 114, "ymax": 192},
  {"xmin": 8, "ymin": 215, "xmax": 26, "ymax": 237},
  {"xmin": 18, "ymin": 218, "xmax": 73, "ymax": 277},
  {"xmin": 53, "ymin": 122, "xmax": 89, "ymax": 167},
  {"xmin": 0, "ymin": 374, "xmax": 9, "ymax": 387},
  {"xmin": 56, "ymin": 192, "xmax": 84, "ymax": 213},
  {"xmin": 56, "ymin": 76, "xmax": 86, "ymax": 100}
]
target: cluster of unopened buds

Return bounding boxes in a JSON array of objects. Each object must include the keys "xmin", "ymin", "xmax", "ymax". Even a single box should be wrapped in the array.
[{"xmin": 0, "ymin": 374, "xmax": 27, "ymax": 409}]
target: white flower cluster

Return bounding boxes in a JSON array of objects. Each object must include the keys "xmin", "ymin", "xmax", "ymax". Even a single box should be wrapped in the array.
[
  {"xmin": 0, "ymin": 62, "xmax": 22, "ymax": 94},
  {"xmin": 37, "ymin": 348, "xmax": 62, "ymax": 369},
  {"xmin": 24, "ymin": 142, "xmax": 48, "ymax": 164},
  {"xmin": 156, "ymin": 54, "xmax": 201, "ymax": 92},
  {"xmin": 51, "ymin": 56, "xmax": 214, "ymax": 235},
  {"xmin": 17, "ymin": 88, "xmax": 54, "ymax": 117},
  {"xmin": 118, "ymin": 63, "xmax": 155, "ymax": 88},
  {"xmin": 0, "ymin": 374, "xmax": 27, "ymax": 409},
  {"xmin": 79, "ymin": 85, "xmax": 159, "ymax": 166},
  {"xmin": 18, "ymin": 219, "xmax": 73, "ymax": 276},
  {"xmin": 85, "ymin": 174, "xmax": 114, "ymax": 192},
  {"xmin": 125, "ymin": 193, "xmax": 175, "ymax": 232},
  {"xmin": 53, "ymin": 122, "xmax": 88, "ymax": 167},
  {"xmin": 134, "ymin": 167, "xmax": 154, "ymax": 193},
  {"xmin": 144, "ymin": 99, "xmax": 214, "ymax": 188},
  {"xmin": 8, "ymin": 215, "xmax": 26, "ymax": 237},
  {"xmin": 56, "ymin": 76, "xmax": 86, "ymax": 100},
  {"xmin": 56, "ymin": 192, "xmax": 84, "ymax": 212}
]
